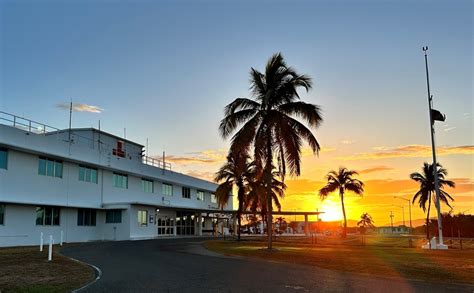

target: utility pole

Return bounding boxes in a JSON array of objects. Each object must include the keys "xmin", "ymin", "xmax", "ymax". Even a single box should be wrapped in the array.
[
  {"xmin": 393, "ymin": 205, "xmax": 406, "ymax": 227},
  {"xmin": 394, "ymin": 196, "xmax": 412, "ymax": 233},
  {"xmin": 390, "ymin": 211, "xmax": 394, "ymax": 233},
  {"xmin": 423, "ymin": 46, "xmax": 446, "ymax": 249}
]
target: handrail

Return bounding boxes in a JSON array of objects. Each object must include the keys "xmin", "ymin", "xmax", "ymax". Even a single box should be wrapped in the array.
[
  {"xmin": 142, "ymin": 156, "xmax": 171, "ymax": 171},
  {"xmin": 0, "ymin": 111, "xmax": 60, "ymax": 134}
]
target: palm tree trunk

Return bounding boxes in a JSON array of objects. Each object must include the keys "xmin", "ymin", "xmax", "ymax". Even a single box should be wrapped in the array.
[
  {"xmin": 340, "ymin": 190, "xmax": 347, "ymax": 238},
  {"xmin": 266, "ymin": 136, "xmax": 273, "ymax": 249},
  {"xmin": 426, "ymin": 194, "xmax": 431, "ymax": 241},
  {"xmin": 237, "ymin": 186, "xmax": 244, "ymax": 241}
]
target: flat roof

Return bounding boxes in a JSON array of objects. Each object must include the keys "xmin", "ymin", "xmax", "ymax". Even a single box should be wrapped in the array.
[{"xmin": 47, "ymin": 127, "xmax": 145, "ymax": 147}]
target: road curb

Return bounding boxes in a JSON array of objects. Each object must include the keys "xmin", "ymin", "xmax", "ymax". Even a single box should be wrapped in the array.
[{"xmin": 67, "ymin": 256, "xmax": 102, "ymax": 292}]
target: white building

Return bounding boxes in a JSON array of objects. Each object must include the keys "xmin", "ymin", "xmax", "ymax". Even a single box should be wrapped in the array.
[
  {"xmin": 0, "ymin": 111, "xmax": 233, "ymax": 247},
  {"xmin": 376, "ymin": 226, "xmax": 410, "ymax": 234}
]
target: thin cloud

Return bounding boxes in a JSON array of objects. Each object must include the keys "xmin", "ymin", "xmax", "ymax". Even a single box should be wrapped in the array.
[
  {"xmin": 57, "ymin": 103, "xmax": 103, "ymax": 113},
  {"xmin": 444, "ymin": 127, "xmax": 457, "ymax": 132},
  {"xmin": 185, "ymin": 170, "xmax": 216, "ymax": 181},
  {"xmin": 301, "ymin": 146, "xmax": 336, "ymax": 156},
  {"xmin": 157, "ymin": 155, "xmax": 217, "ymax": 165},
  {"xmin": 340, "ymin": 140, "xmax": 356, "ymax": 145},
  {"xmin": 156, "ymin": 149, "xmax": 227, "ymax": 166},
  {"xmin": 338, "ymin": 144, "xmax": 474, "ymax": 160},
  {"xmin": 359, "ymin": 166, "xmax": 394, "ymax": 174}
]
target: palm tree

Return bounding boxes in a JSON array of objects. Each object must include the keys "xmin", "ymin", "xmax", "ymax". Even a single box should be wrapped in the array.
[
  {"xmin": 357, "ymin": 213, "xmax": 375, "ymax": 234},
  {"xmin": 275, "ymin": 217, "xmax": 287, "ymax": 235},
  {"xmin": 246, "ymin": 166, "xmax": 286, "ymax": 232},
  {"xmin": 319, "ymin": 167, "xmax": 364, "ymax": 238},
  {"xmin": 410, "ymin": 162, "xmax": 455, "ymax": 240},
  {"xmin": 215, "ymin": 151, "xmax": 255, "ymax": 241},
  {"xmin": 219, "ymin": 53, "xmax": 323, "ymax": 249}
]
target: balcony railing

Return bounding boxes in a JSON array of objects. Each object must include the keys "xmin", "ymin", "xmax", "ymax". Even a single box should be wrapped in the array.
[
  {"xmin": 0, "ymin": 111, "xmax": 60, "ymax": 134},
  {"xmin": 142, "ymin": 156, "xmax": 171, "ymax": 171}
]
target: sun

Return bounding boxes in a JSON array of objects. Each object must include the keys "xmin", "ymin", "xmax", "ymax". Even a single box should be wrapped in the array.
[{"xmin": 319, "ymin": 200, "xmax": 343, "ymax": 222}]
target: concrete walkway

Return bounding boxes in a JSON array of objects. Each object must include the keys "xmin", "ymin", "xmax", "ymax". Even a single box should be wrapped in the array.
[{"xmin": 62, "ymin": 238, "xmax": 473, "ymax": 293}]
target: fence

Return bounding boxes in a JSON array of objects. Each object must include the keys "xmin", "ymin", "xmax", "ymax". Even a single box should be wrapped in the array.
[{"xmin": 243, "ymin": 234, "xmax": 474, "ymax": 249}]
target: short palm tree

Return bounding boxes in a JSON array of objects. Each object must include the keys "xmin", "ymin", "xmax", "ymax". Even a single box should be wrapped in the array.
[
  {"xmin": 219, "ymin": 53, "xmax": 323, "ymax": 249},
  {"xmin": 246, "ymin": 166, "xmax": 286, "ymax": 231},
  {"xmin": 215, "ymin": 151, "xmax": 255, "ymax": 241},
  {"xmin": 319, "ymin": 167, "xmax": 364, "ymax": 238},
  {"xmin": 357, "ymin": 213, "xmax": 375, "ymax": 234},
  {"xmin": 410, "ymin": 162, "xmax": 455, "ymax": 240}
]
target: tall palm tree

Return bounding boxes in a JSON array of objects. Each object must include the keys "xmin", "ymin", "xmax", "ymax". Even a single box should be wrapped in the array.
[
  {"xmin": 215, "ymin": 151, "xmax": 255, "ymax": 241},
  {"xmin": 410, "ymin": 162, "xmax": 455, "ymax": 240},
  {"xmin": 357, "ymin": 212, "xmax": 375, "ymax": 234},
  {"xmin": 219, "ymin": 53, "xmax": 323, "ymax": 249},
  {"xmin": 319, "ymin": 167, "xmax": 364, "ymax": 238}
]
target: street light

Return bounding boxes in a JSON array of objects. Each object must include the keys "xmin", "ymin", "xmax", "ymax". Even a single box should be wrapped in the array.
[
  {"xmin": 394, "ymin": 196, "xmax": 412, "ymax": 233},
  {"xmin": 393, "ymin": 205, "xmax": 405, "ymax": 227}
]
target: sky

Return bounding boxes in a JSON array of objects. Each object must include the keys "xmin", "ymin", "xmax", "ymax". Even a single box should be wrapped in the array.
[{"xmin": 1, "ymin": 0, "xmax": 472, "ymax": 225}]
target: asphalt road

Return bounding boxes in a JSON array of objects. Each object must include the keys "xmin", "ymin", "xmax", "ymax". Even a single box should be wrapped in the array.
[{"xmin": 62, "ymin": 238, "xmax": 473, "ymax": 293}]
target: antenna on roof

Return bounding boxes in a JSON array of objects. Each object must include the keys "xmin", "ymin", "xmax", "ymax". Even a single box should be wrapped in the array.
[
  {"xmin": 98, "ymin": 120, "xmax": 101, "ymax": 151},
  {"xmin": 68, "ymin": 100, "xmax": 73, "ymax": 142},
  {"xmin": 124, "ymin": 127, "xmax": 126, "ymax": 139},
  {"xmin": 162, "ymin": 150, "xmax": 166, "ymax": 175},
  {"xmin": 146, "ymin": 138, "xmax": 149, "ymax": 157}
]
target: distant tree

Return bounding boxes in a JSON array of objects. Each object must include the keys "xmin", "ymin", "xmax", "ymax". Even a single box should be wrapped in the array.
[
  {"xmin": 288, "ymin": 221, "xmax": 298, "ymax": 234},
  {"xmin": 410, "ymin": 162, "xmax": 455, "ymax": 240},
  {"xmin": 357, "ymin": 213, "xmax": 375, "ymax": 234},
  {"xmin": 215, "ymin": 152, "xmax": 255, "ymax": 241},
  {"xmin": 219, "ymin": 53, "xmax": 323, "ymax": 249},
  {"xmin": 245, "ymin": 214, "xmax": 260, "ymax": 234},
  {"xmin": 275, "ymin": 217, "xmax": 287, "ymax": 235},
  {"xmin": 319, "ymin": 167, "xmax": 364, "ymax": 238}
]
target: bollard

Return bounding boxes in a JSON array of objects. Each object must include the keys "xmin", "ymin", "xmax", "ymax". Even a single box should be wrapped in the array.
[
  {"xmin": 60, "ymin": 231, "xmax": 63, "ymax": 246},
  {"xmin": 40, "ymin": 232, "xmax": 44, "ymax": 252},
  {"xmin": 48, "ymin": 235, "xmax": 53, "ymax": 261}
]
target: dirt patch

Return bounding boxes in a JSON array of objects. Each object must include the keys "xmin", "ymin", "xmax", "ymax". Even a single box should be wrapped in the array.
[{"xmin": 0, "ymin": 246, "xmax": 95, "ymax": 293}]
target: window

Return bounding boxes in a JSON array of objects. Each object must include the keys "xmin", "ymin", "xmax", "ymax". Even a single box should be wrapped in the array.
[
  {"xmin": 77, "ymin": 209, "xmax": 97, "ymax": 226},
  {"xmin": 113, "ymin": 140, "xmax": 126, "ymax": 158},
  {"xmin": 106, "ymin": 210, "xmax": 122, "ymax": 223},
  {"xmin": 36, "ymin": 206, "xmax": 60, "ymax": 226},
  {"xmin": 38, "ymin": 157, "xmax": 62, "ymax": 178},
  {"xmin": 112, "ymin": 173, "xmax": 128, "ymax": 189},
  {"xmin": 211, "ymin": 193, "xmax": 217, "ymax": 204},
  {"xmin": 138, "ymin": 210, "xmax": 148, "ymax": 226},
  {"xmin": 141, "ymin": 179, "xmax": 154, "ymax": 193},
  {"xmin": 197, "ymin": 190, "xmax": 204, "ymax": 201},
  {"xmin": 162, "ymin": 183, "xmax": 173, "ymax": 196},
  {"xmin": 0, "ymin": 148, "xmax": 7, "ymax": 170},
  {"xmin": 0, "ymin": 204, "xmax": 4, "ymax": 225},
  {"xmin": 182, "ymin": 187, "xmax": 191, "ymax": 199},
  {"xmin": 79, "ymin": 166, "xmax": 98, "ymax": 183}
]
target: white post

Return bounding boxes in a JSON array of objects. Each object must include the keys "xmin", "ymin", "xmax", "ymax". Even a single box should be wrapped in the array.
[
  {"xmin": 48, "ymin": 235, "xmax": 53, "ymax": 261},
  {"xmin": 40, "ymin": 232, "xmax": 44, "ymax": 252},
  {"xmin": 60, "ymin": 231, "xmax": 63, "ymax": 246}
]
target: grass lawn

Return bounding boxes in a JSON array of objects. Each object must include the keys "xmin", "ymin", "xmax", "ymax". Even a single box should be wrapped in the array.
[
  {"xmin": 205, "ymin": 240, "xmax": 474, "ymax": 285},
  {"xmin": 0, "ymin": 246, "xmax": 95, "ymax": 293}
]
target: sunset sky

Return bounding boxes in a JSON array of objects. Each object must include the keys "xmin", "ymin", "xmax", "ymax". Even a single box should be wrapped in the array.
[{"xmin": 1, "ymin": 1, "xmax": 472, "ymax": 225}]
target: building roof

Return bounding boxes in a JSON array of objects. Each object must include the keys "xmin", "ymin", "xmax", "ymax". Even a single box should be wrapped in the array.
[{"xmin": 47, "ymin": 127, "xmax": 145, "ymax": 147}]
